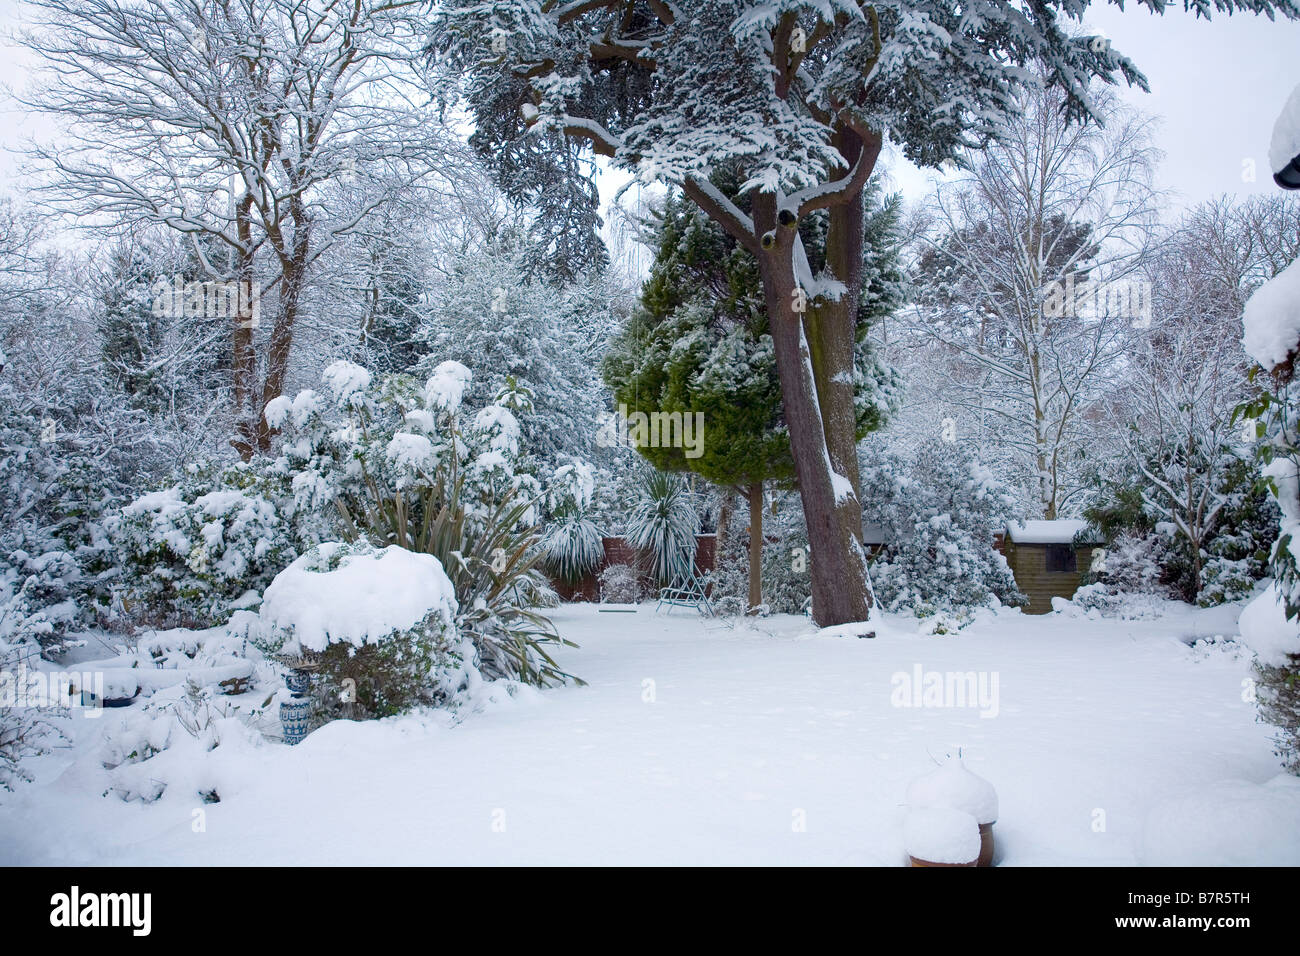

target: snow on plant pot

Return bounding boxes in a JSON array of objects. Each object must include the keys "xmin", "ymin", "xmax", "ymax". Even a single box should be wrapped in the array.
[
  {"xmin": 258, "ymin": 541, "xmax": 464, "ymax": 724},
  {"xmin": 904, "ymin": 807, "xmax": 981, "ymax": 867},
  {"xmin": 906, "ymin": 758, "xmax": 999, "ymax": 867}
]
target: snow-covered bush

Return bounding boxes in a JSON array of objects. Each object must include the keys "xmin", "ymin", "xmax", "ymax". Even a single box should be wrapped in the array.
[
  {"xmin": 259, "ymin": 541, "xmax": 468, "ymax": 718},
  {"xmin": 539, "ymin": 516, "xmax": 603, "ymax": 584},
  {"xmin": 0, "ymin": 645, "xmax": 56, "ymax": 793},
  {"xmin": 538, "ymin": 460, "xmax": 605, "ymax": 585},
  {"xmin": 598, "ymin": 564, "xmax": 641, "ymax": 604},
  {"xmin": 106, "ymin": 464, "xmax": 295, "ymax": 629},
  {"xmin": 1198, "ymin": 557, "xmax": 1257, "ymax": 606},
  {"xmin": 0, "ymin": 705, "xmax": 47, "ymax": 793},
  {"xmin": 267, "ymin": 360, "xmax": 577, "ymax": 688},
  {"xmin": 626, "ymin": 471, "xmax": 701, "ymax": 584},
  {"xmin": 1195, "ymin": 458, "xmax": 1278, "ymax": 606},
  {"xmin": 1082, "ymin": 453, "xmax": 1275, "ymax": 606},
  {"xmin": 0, "ymin": 221, "xmax": 233, "ymax": 656},
  {"xmin": 98, "ymin": 681, "xmax": 265, "ymax": 804},
  {"xmin": 1069, "ymin": 531, "xmax": 1175, "ymax": 617},
  {"xmin": 758, "ymin": 508, "xmax": 813, "ymax": 615},
  {"xmin": 412, "ymin": 246, "xmax": 628, "ymax": 469},
  {"xmin": 1239, "ymin": 584, "xmax": 1300, "ymax": 774},
  {"xmin": 1088, "ymin": 531, "xmax": 1168, "ymax": 594},
  {"xmin": 0, "ymin": 399, "xmax": 117, "ymax": 656},
  {"xmin": 861, "ymin": 441, "xmax": 1023, "ymax": 619}
]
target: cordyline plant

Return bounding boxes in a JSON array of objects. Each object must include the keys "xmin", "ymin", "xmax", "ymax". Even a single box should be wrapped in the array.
[
  {"xmin": 268, "ymin": 360, "xmax": 580, "ymax": 688},
  {"xmin": 626, "ymin": 471, "xmax": 701, "ymax": 584},
  {"xmin": 428, "ymin": 0, "xmax": 1298, "ymax": 625}
]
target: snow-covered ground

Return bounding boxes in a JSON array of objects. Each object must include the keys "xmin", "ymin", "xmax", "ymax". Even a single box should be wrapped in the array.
[{"xmin": 3, "ymin": 601, "xmax": 1298, "ymax": 866}]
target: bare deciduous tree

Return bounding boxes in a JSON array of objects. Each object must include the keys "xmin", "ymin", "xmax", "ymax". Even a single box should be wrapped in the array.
[
  {"xmin": 21, "ymin": 0, "xmax": 479, "ymax": 455},
  {"xmin": 906, "ymin": 84, "xmax": 1161, "ymax": 518}
]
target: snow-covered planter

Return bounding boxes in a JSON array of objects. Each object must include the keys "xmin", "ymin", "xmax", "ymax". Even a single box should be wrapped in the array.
[
  {"xmin": 903, "ymin": 807, "xmax": 981, "ymax": 867},
  {"xmin": 906, "ymin": 758, "xmax": 999, "ymax": 866},
  {"xmin": 258, "ymin": 542, "xmax": 466, "ymax": 721}
]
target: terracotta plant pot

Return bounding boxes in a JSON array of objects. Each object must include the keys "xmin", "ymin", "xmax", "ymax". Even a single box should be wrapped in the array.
[
  {"xmin": 909, "ymin": 855, "xmax": 978, "ymax": 867},
  {"xmin": 978, "ymin": 822, "xmax": 995, "ymax": 867}
]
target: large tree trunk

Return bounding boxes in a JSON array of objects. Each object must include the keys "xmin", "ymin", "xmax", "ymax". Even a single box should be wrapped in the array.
[
  {"xmin": 803, "ymin": 126, "xmax": 867, "ymax": 512},
  {"xmin": 676, "ymin": 126, "xmax": 881, "ymax": 627},
  {"xmin": 748, "ymin": 482, "xmax": 763, "ymax": 612},
  {"xmin": 753, "ymin": 193, "xmax": 872, "ymax": 626}
]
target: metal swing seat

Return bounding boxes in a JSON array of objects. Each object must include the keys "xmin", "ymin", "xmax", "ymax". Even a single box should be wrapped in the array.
[{"xmin": 655, "ymin": 549, "xmax": 715, "ymax": 617}]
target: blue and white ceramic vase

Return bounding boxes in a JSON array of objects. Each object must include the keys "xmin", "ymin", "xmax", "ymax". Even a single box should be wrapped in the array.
[
  {"xmin": 280, "ymin": 667, "xmax": 313, "ymax": 745},
  {"xmin": 279, "ymin": 697, "xmax": 311, "ymax": 745},
  {"xmin": 284, "ymin": 667, "xmax": 312, "ymax": 697}
]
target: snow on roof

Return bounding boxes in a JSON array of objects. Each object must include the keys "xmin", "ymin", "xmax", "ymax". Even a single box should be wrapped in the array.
[{"xmin": 1006, "ymin": 520, "xmax": 1086, "ymax": 544}]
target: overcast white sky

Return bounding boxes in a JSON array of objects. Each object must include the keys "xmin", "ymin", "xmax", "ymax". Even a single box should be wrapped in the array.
[
  {"xmin": 886, "ymin": 5, "xmax": 1300, "ymax": 209},
  {"xmin": 1, "ymin": 1, "xmax": 1297, "ymax": 227}
]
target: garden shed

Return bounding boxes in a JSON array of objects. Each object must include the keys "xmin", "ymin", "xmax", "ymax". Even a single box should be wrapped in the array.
[{"xmin": 1002, "ymin": 520, "xmax": 1095, "ymax": 614}]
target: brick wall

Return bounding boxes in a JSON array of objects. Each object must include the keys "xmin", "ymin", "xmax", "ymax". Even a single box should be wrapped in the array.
[{"xmin": 550, "ymin": 534, "xmax": 717, "ymax": 603}]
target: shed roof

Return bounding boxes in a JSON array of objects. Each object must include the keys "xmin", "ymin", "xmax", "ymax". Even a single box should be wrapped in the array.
[{"xmin": 1006, "ymin": 519, "xmax": 1087, "ymax": 545}]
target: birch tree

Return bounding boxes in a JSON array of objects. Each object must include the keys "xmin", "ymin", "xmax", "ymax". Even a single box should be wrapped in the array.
[{"xmin": 907, "ymin": 84, "xmax": 1160, "ymax": 518}]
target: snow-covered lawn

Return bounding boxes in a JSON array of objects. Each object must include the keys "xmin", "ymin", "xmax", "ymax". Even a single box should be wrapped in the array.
[{"xmin": 3, "ymin": 602, "xmax": 1298, "ymax": 866}]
